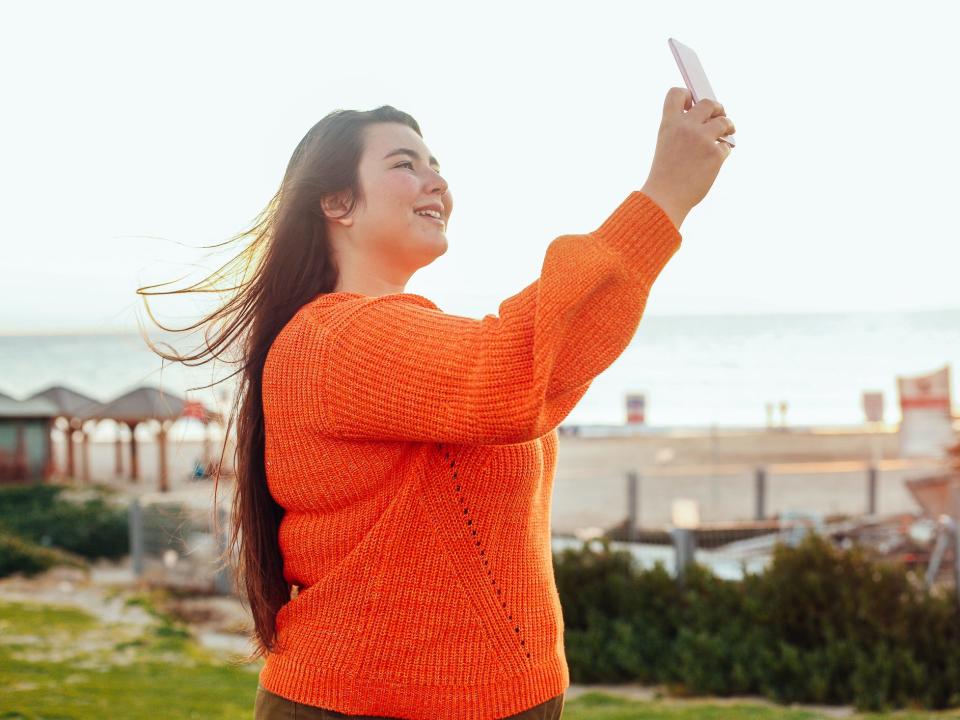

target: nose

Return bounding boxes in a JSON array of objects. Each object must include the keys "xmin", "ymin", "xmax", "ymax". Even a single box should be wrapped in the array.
[{"xmin": 429, "ymin": 170, "xmax": 448, "ymax": 196}]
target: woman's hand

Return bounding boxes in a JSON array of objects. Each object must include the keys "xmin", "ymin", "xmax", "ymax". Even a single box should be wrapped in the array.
[{"xmin": 640, "ymin": 87, "xmax": 736, "ymax": 230}]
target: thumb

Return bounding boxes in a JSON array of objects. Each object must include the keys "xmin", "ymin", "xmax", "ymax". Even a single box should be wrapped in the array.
[{"xmin": 665, "ymin": 87, "xmax": 693, "ymax": 115}]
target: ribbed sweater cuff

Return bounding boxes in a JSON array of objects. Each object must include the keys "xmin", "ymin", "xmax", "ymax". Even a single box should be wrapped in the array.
[{"xmin": 590, "ymin": 191, "xmax": 683, "ymax": 284}]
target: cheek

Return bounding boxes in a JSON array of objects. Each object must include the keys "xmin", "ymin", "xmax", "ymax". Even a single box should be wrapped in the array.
[{"xmin": 385, "ymin": 172, "xmax": 421, "ymax": 203}]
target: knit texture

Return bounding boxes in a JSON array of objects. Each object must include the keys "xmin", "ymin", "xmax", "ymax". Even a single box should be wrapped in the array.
[{"xmin": 258, "ymin": 191, "xmax": 682, "ymax": 719}]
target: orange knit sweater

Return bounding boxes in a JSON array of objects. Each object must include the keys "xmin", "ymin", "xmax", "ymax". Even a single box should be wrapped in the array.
[{"xmin": 257, "ymin": 191, "xmax": 682, "ymax": 719}]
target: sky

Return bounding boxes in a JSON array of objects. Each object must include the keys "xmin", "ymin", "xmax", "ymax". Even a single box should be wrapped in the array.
[{"xmin": 1, "ymin": 0, "xmax": 958, "ymax": 335}]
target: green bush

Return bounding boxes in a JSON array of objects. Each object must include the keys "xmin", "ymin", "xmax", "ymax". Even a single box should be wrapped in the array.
[
  {"xmin": 0, "ymin": 483, "xmax": 128, "ymax": 562},
  {"xmin": 554, "ymin": 532, "xmax": 960, "ymax": 712},
  {"xmin": 0, "ymin": 529, "xmax": 86, "ymax": 577}
]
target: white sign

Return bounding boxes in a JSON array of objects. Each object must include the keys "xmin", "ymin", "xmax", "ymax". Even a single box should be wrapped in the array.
[
  {"xmin": 898, "ymin": 365, "xmax": 955, "ymax": 458},
  {"xmin": 625, "ymin": 393, "xmax": 646, "ymax": 425},
  {"xmin": 863, "ymin": 391, "xmax": 884, "ymax": 423}
]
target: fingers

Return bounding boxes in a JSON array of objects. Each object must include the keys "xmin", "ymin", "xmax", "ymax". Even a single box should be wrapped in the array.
[
  {"xmin": 689, "ymin": 97, "xmax": 725, "ymax": 123},
  {"xmin": 665, "ymin": 87, "xmax": 693, "ymax": 115},
  {"xmin": 706, "ymin": 114, "xmax": 736, "ymax": 139}
]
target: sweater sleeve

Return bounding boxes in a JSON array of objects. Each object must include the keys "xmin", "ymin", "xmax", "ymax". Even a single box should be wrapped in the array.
[{"xmin": 303, "ymin": 191, "xmax": 682, "ymax": 445}]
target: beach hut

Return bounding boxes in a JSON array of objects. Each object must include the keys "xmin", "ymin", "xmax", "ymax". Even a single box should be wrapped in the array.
[
  {"xmin": 26, "ymin": 385, "xmax": 103, "ymax": 481},
  {"xmin": 83, "ymin": 385, "xmax": 221, "ymax": 493},
  {"xmin": 0, "ymin": 393, "xmax": 58, "ymax": 483}
]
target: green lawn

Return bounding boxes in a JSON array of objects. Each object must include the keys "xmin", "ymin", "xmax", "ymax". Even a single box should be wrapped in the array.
[
  {"xmin": 1, "ymin": 597, "xmax": 959, "ymax": 720},
  {"xmin": 0, "ymin": 596, "xmax": 260, "ymax": 719},
  {"xmin": 562, "ymin": 693, "xmax": 960, "ymax": 719}
]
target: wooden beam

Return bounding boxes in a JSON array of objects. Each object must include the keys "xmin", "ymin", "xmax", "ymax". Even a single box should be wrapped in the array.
[{"xmin": 157, "ymin": 423, "xmax": 169, "ymax": 493}]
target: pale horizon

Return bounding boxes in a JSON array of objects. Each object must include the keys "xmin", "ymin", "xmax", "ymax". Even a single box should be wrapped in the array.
[
  {"xmin": 3, "ymin": 0, "xmax": 958, "ymax": 334},
  {"xmin": 2, "ymin": 305, "xmax": 959, "ymax": 339}
]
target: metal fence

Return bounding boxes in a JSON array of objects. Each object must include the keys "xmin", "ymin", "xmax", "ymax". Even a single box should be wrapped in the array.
[
  {"xmin": 550, "ymin": 458, "xmax": 944, "ymax": 535},
  {"xmin": 128, "ymin": 494, "xmax": 235, "ymax": 594}
]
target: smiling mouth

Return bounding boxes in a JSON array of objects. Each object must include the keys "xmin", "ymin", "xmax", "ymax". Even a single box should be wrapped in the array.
[{"xmin": 415, "ymin": 213, "xmax": 445, "ymax": 226}]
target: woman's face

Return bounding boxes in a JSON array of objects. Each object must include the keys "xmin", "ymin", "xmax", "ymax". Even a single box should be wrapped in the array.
[{"xmin": 325, "ymin": 122, "xmax": 453, "ymax": 277}]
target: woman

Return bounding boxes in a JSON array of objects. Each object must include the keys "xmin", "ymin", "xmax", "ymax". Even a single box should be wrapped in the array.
[{"xmin": 140, "ymin": 88, "xmax": 734, "ymax": 719}]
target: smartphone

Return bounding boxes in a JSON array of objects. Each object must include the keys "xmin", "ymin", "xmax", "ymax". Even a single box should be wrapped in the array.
[{"xmin": 668, "ymin": 38, "xmax": 736, "ymax": 148}]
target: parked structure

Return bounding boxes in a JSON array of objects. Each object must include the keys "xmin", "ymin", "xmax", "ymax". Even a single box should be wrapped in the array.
[
  {"xmin": 0, "ymin": 391, "xmax": 57, "ymax": 482},
  {"xmin": 3, "ymin": 384, "xmax": 222, "ymax": 492}
]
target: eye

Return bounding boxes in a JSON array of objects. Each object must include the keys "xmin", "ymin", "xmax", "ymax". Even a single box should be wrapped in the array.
[{"xmin": 396, "ymin": 161, "xmax": 415, "ymax": 169}]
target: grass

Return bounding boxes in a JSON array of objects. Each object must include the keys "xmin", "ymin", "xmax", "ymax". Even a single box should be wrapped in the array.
[
  {"xmin": 0, "ymin": 595, "xmax": 260, "ymax": 719},
  {"xmin": 2, "ymin": 596, "xmax": 960, "ymax": 719},
  {"xmin": 561, "ymin": 692, "xmax": 960, "ymax": 719},
  {"xmin": 564, "ymin": 693, "xmax": 823, "ymax": 719}
]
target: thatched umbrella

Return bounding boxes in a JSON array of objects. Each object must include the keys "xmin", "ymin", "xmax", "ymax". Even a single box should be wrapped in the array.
[
  {"xmin": 85, "ymin": 385, "xmax": 186, "ymax": 492},
  {"xmin": 26, "ymin": 385, "xmax": 102, "ymax": 480},
  {"xmin": 88, "ymin": 385, "xmax": 224, "ymax": 492}
]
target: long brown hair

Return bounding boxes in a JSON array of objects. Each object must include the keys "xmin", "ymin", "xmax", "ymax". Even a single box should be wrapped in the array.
[{"xmin": 136, "ymin": 105, "xmax": 424, "ymax": 663}]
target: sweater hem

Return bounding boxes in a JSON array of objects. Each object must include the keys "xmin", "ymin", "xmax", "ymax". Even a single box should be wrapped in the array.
[{"xmin": 258, "ymin": 649, "xmax": 570, "ymax": 720}]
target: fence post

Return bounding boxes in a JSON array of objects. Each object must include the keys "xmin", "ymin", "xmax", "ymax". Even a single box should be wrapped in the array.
[
  {"xmin": 952, "ymin": 485, "xmax": 960, "ymax": 613},
  {"xmin": 129, "ymin": 496, "xmax": 144, "ymax": 577},
  {"xmin": 213, "ymin": 502, "xmax": 233, "ymax": 595},
  {"xmin": 671, "ymin": 527, "xmax": 696, "ymax": 586},
  {"xmin": 626, "ymin": 471, "xmax": 639, "ymax": 542},
  {"xmin": 867, "ymin": 465, "xmax": 878, "ymax": 516},
  {"xmin": 755, "ymin": 465, "xmax": 767, "ymax": 521},
  {"xmin": 953, "ymin": 521, "xmax": 960, "ymax": 613}
]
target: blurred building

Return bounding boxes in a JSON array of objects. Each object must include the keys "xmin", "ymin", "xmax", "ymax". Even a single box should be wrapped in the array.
[{"xmin": 0, "ymin": 391, "xmax": 57, "ymax": 482}]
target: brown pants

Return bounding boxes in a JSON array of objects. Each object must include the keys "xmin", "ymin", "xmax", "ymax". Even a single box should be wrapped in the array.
[{"xmin": 254, "ymin": 685, "xmax": 564, "ymax": 720}]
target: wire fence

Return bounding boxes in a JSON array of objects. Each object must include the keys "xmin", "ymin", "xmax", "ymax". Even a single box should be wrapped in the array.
[
  {"xmin": 550, "ymin": 457, "xmax": 946, "ymax": 535},
  {"xmin": 128, "ymin": 494, "xmax": 234, "ymax": 594}
]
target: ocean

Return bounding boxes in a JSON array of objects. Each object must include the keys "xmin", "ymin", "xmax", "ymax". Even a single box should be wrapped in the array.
[{"xmin": 1, "ymin": 308, "xmax": 958, "ymax": 435}]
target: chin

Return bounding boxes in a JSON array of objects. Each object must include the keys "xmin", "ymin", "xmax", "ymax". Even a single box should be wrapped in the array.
[{"xmin": 420, "ymin": 235, "xmax": 448, "ymax": 261}]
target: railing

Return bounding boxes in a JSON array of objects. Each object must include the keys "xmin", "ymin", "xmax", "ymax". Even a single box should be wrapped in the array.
[{"xmin": 127, "ymin": 494, "xmax": 234, "ymax": 594}]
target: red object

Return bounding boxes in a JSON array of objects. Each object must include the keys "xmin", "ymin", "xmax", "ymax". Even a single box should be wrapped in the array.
[
  {"xmin": 181, "ymin": 400, "xmax": 208, "ymax": 422},
  {"xmin": 898, "ymin": 367, "xmax": 952, "ymax": 414}
]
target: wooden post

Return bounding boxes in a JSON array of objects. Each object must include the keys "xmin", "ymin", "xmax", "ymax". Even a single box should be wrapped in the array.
[
  {"xmin": 114, "ymin": 422, "xmax": 124, "ymax": 477},
  {"xmin": 42, "ymin": 419, "xmax": 53, "ymax": 481},
  {"xmin": 66, "ymin": 423, "xmax": 76, "ymax": 479},
  {"xmin": 867, "ymin": 465, "xmax": 878, "ymax": 516},
  {"xmin": 158, "ymin": 422, "xmax": 169, "ymax": 493},
  {"xmin": 755, "ymin": 465, "xmax": 767, "ymax": 521},
  {"xmin": 129, "ymin": 421, "xmax": 139, "ymax": 483},
  {"xmin": 626, "ymin": 471, "xmax": 639, "ymax": 541},
  {"xmin": 81, "ymin": 427, "xmax": 91, "ymax": 484}
]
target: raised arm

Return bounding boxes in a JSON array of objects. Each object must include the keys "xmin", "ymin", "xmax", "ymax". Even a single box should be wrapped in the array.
[{"xmin": 267, "ymin": 191, "xmax": 681, "ymax": 445}]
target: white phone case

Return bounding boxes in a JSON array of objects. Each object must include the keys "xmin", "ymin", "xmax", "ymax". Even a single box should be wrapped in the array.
[{"xmin": 668, "ymin": 38, "xmax": 736, "ymax": 147}]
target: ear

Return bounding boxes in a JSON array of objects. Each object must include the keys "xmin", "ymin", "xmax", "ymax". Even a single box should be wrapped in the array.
[{"xmin": 320, "ymin": 190, "xmax": 355, "ymax": 227}]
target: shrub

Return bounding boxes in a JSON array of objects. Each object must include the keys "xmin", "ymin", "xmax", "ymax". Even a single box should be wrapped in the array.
[
  {"xmin": 0, "ymin": 529, "xmax": 86, "ymax": 577},
  {"xmin": 0, "ymin": 483, "xmax": 128, "ymax": 561},
  {"xmin": 554, "ymin": 531, "xmax": 960, "ymax": 711}
]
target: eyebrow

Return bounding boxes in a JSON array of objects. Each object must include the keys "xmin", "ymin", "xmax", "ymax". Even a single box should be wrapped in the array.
[{"xmin": 383, "ymin": 148, "xmax": 441, "ymax": 170}]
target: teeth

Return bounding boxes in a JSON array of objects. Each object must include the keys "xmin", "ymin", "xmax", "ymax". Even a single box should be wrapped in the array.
[{"xmin": 416, "ymin": 209, "xmax": 442, "ymax": 219}]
